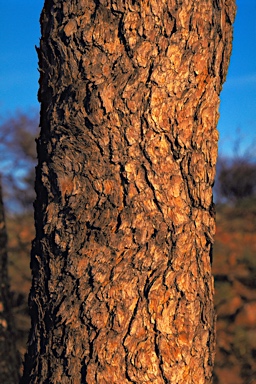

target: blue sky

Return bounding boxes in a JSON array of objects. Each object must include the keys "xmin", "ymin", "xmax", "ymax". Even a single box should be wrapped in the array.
[{"xmin": 0, "ymin": 0, "xmax": 255, "ymax": 157}]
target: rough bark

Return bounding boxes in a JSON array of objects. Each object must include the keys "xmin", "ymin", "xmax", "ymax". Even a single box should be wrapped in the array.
[
  {"xmin": 22, "ymin": 0, "xmax": 236, "ymax": 383},
  {"xmin": 0, "ymin": 181, "xmax": 20, "ymax": 383}
]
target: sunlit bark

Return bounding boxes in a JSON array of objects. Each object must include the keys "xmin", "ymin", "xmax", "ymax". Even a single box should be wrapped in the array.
[{"xmin": 22, "ymin": 0, "xmax": 236, "ymax": 383}]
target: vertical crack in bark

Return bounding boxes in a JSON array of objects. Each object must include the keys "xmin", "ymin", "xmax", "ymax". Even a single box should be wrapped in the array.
[
  {"xmin": 122, "ymin": 297, "xmax": 140, "ymax": 383},
  {"xmin": 153, "ymin": 325, "xmax": 169, "ymax": 384},
  {"xmin": 141, "ymin": 164, "xmax": 165, "ymax": 218}
]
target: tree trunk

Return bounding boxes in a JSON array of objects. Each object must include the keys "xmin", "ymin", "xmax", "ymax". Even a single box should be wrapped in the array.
[
  {"xmin": 0, "ymin": 181, "xmax": 20, "ymax": 383},
  {"xmin": 22, "ymin": 1, "xmax": 236, "ymax": 383}
]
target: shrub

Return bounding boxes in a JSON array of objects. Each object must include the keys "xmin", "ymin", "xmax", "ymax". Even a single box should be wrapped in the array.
[{"xmin": 215, "ymin": 157, "xmax": 256, "ymax": 203}]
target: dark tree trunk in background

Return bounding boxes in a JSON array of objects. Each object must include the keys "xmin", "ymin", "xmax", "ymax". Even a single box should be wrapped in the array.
[
  {"xmin": 0, "ymin": 181, "xmax": 20, "ymax": 383},
  {"xmin": 22, "ymin": 0, "xmax": 236, "ymax": 383}
]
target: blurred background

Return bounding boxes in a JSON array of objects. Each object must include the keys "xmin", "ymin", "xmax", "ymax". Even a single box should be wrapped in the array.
[{"xmin": 0, "ymin": 1, "xmax": 255, "ymax": 383}]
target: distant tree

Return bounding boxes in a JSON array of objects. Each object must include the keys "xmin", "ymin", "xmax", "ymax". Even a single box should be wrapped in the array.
[
  {"xmin": 0, "ymin": 112, "xmax": 38, "ymax": 375},
  {"xmin": 0, "ymin": 112, "xmax": 39, "ymax": 212},
  {"xmin": 0, "ymin": 180, "xmax": 20, "ymax": 383},
  {"xmin": 215, "ymin": 157, "xmax": 256, "ymax": 203},
  {"xmin": 22, "ymin": 1, "xmax": 236, "ymax": 383}
]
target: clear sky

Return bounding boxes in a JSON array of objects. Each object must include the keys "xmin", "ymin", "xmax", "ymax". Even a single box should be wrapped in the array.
[{"xmin": 0, "ymin": 0, "xmax": 255, "ymax": 157}]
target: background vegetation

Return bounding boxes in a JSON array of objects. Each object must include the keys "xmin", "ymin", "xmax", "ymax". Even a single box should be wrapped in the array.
[{"xmin": 1, "ymin": 112, "xmax": 256, "ymax": 382}]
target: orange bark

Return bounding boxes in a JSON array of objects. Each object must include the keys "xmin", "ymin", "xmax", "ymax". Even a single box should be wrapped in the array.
[{"xmin": 22, "ymin": 1, "xmax": 236, "ymax": 383}]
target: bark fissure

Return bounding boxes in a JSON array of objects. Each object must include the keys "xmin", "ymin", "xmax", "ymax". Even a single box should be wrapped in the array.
[
  {"xmin": 141, "ymin": 163, "xmax": 165, "ymax": 218},
  {"xmin": 122, "ymin": 297, "xmax": 141, "ymax": 384},
  {"xmin": 153, "ymin": 325, "xmax": 169, "ymax": 384}
]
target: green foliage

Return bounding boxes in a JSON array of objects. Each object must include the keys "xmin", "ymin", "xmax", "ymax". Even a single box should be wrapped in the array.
[{"xmin": 215, "ymin": 281, "xmax": 234, "ymax": 306}]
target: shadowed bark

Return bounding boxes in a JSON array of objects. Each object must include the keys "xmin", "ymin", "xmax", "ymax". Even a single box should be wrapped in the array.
[
  {"xmin": 0, "ymin": 181, "xmax": 20, "ymax": 383},
  {"xmin": 22, "ymin": 0, "xmax": 236, "ymax": 383}
]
